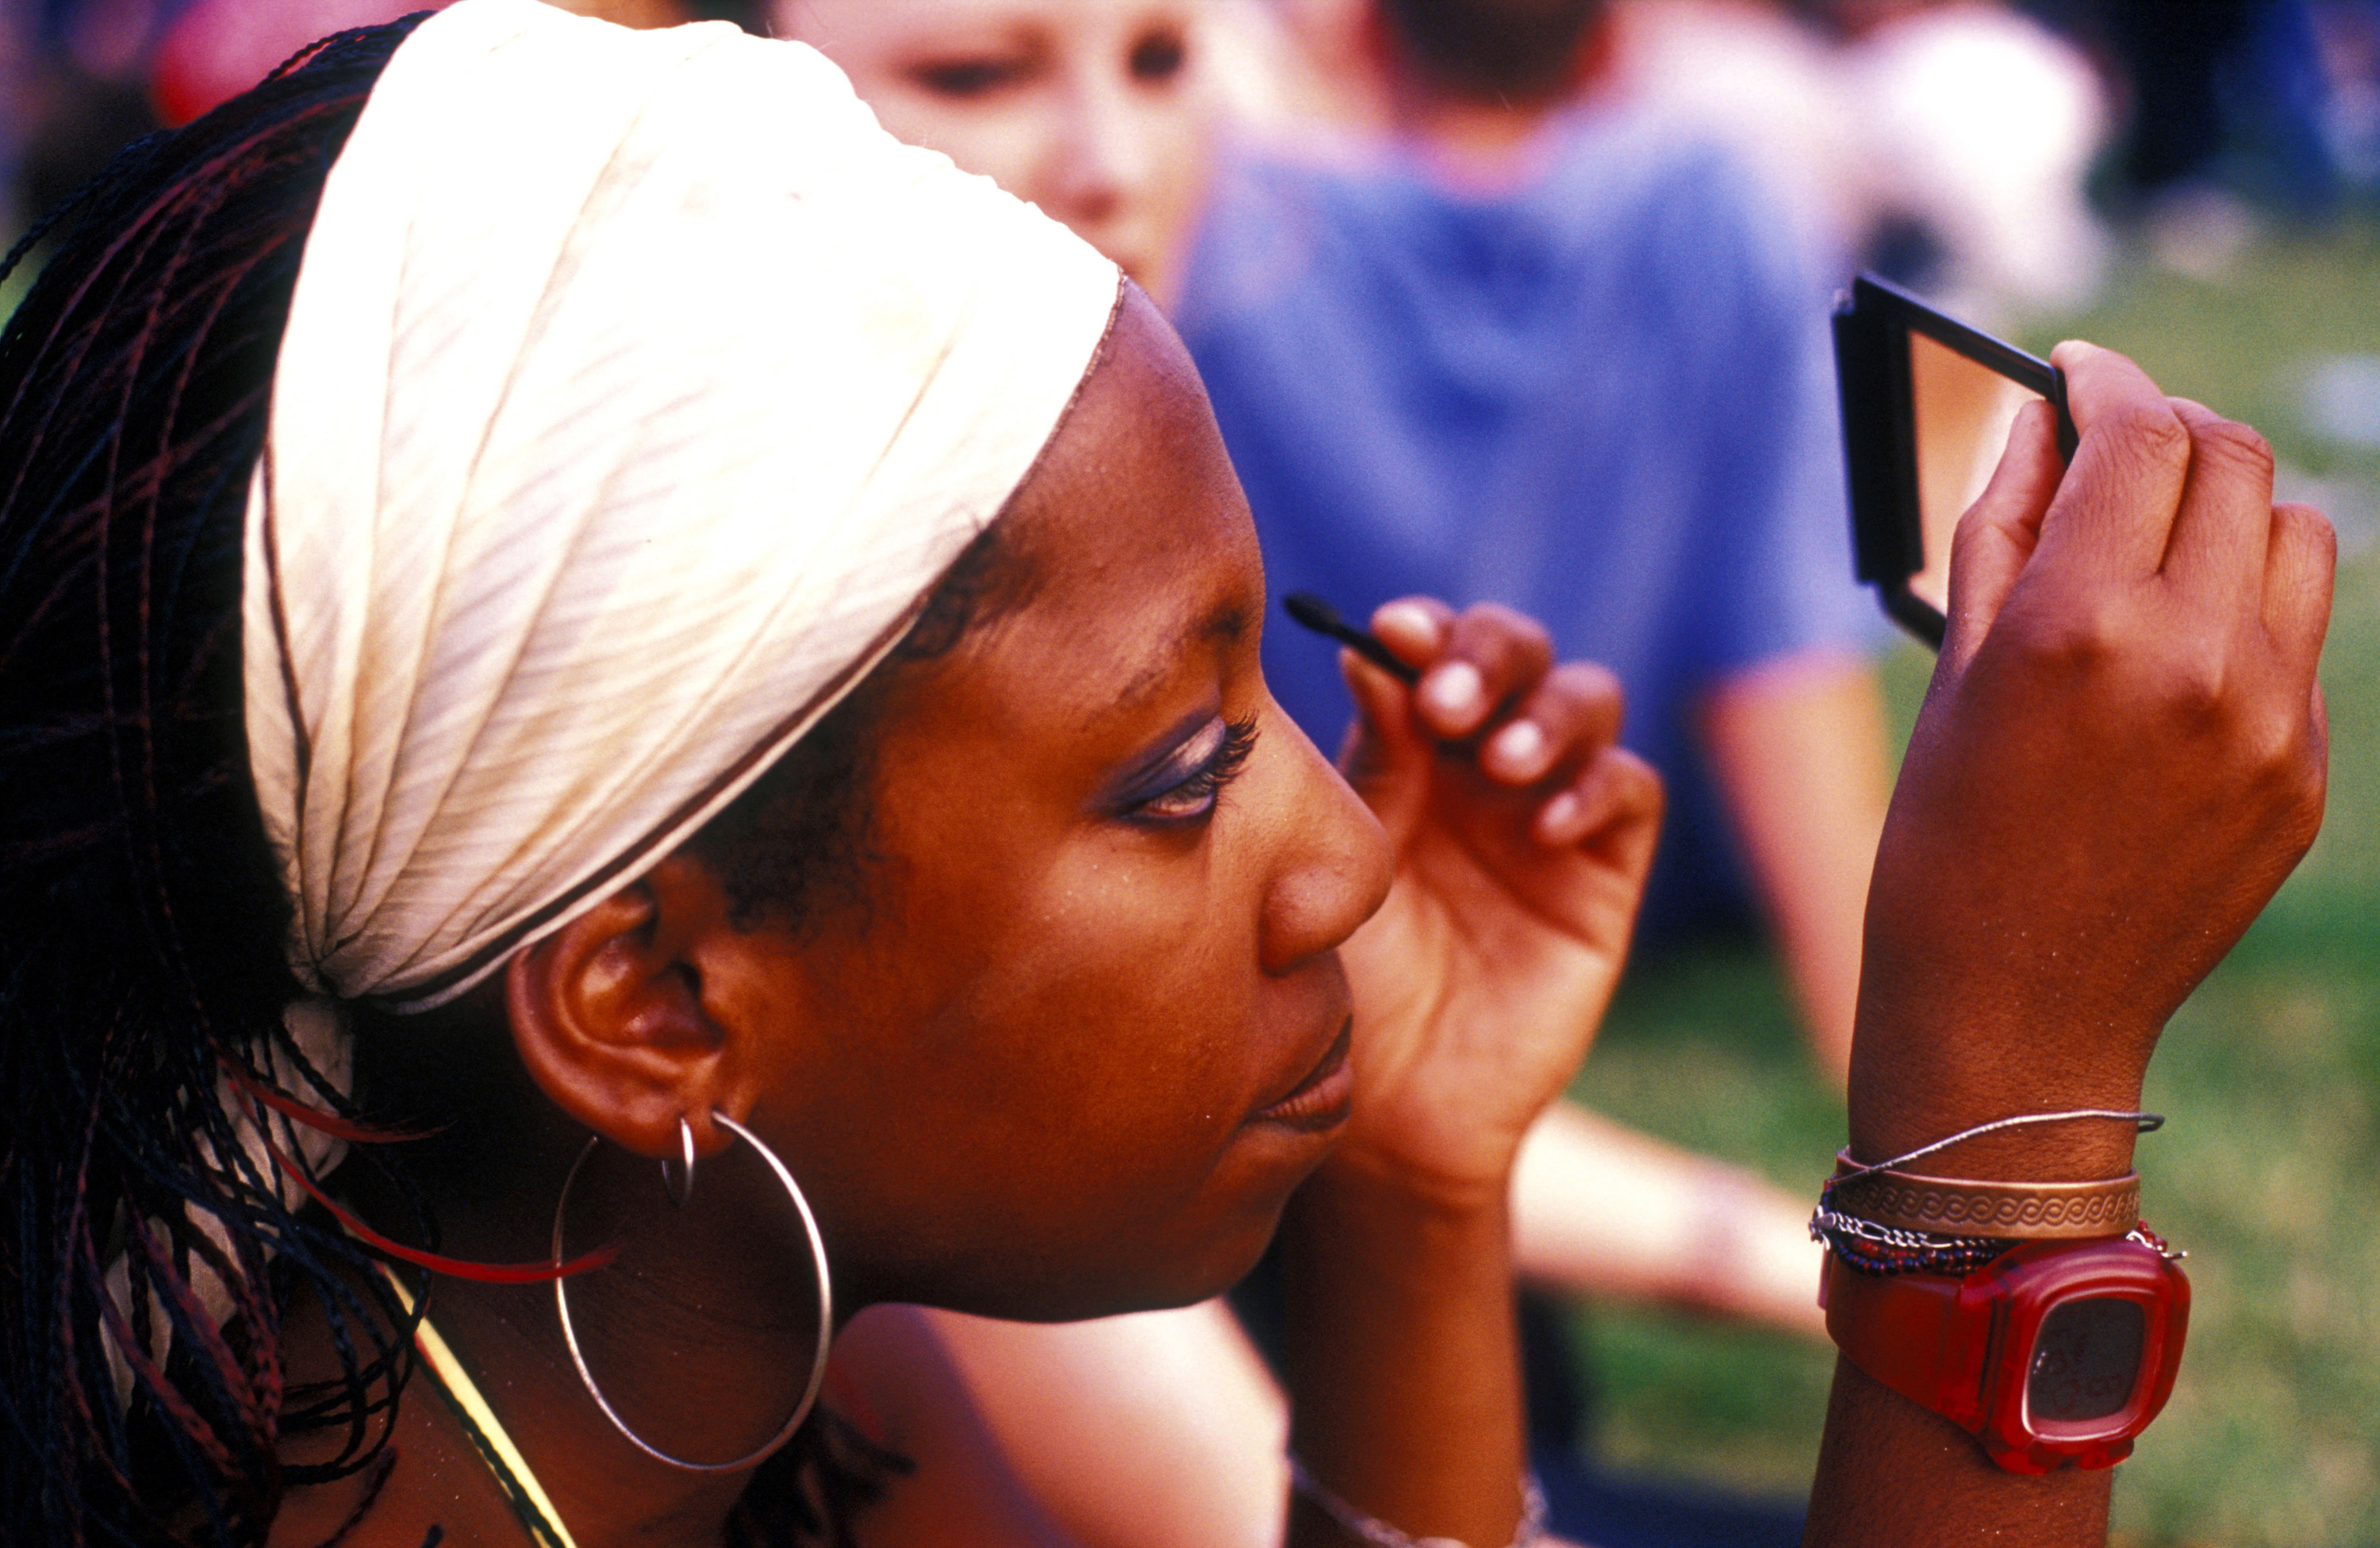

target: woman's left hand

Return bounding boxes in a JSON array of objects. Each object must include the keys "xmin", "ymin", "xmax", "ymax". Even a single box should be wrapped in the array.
[{"xmin": 1327, "ymin": 597, "xmax": 1663, "ymax": 1204}]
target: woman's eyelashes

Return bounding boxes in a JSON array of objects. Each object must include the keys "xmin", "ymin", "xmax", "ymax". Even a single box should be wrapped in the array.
[
  {"xmin": 908, "ymin": 48, "xmax": 1040, "ymax": 99},
  {"xmin": 1113, "ymin": 715, "xmax": 1260, "ymax": 827},
  {"xmin": 903, "ymin": 27, "xmax": 1183, "ymax": 102}
]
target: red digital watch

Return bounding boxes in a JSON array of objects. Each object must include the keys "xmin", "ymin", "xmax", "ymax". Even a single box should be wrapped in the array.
[{"xmin": 1821, "ymin": 1234, "xmax": 2190, "ymax": 1473}]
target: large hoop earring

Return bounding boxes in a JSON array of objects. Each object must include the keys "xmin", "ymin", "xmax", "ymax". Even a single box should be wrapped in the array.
[{"xmin": 551, "ymin": 1111, "xmax": 832, "ymax": 1472}]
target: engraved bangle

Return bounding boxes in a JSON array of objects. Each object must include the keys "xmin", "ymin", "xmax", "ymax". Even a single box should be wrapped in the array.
[
  {"xmin": 1288, "ymin": 1456, "xmax": 1547, "ymax": 1548},
  {"xmin": 1827, "ymin": 1150, "xmax": 2142, "ymax": 1240}
]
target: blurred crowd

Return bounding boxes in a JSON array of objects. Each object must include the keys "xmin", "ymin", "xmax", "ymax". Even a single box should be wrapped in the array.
[
  {"xmin": 11, "ymin": 2, "xmax": 2380, "ymax": 310},
  {"xmin": 0, "ymin": 0, "xmax": 759, "ymax": 240}
]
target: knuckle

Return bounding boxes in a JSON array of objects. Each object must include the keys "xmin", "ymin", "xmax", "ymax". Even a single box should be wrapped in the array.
[
  {"xmin": 2156, "ymin": 647, "xmax": 2233, "ymax": 732},
  {"xmin": 1468, "ymin": 603, "xmax": 1553, "ymax": 661},
  {"xmin": 1549, "ymin": 659, "xmax": 1624, "ymax": 713},
  {"xmin": 2292, "ymin": 755, "xmax": 2330, "ymax": 838},
  {"xmin": 2102, "ymin": 402, "xmax": 2192, "ymax": 471},
  {"xmin": 2251, "ymin": 732, "xmax": 2328, "ymax": 860},
  {"xmin": 2275, "ymin": 501, "xmax": 2339, "ymax": 563},
  {"xmin": 2229, "ymin": 693, "xmax": 2301, "ymax": 775},
  {"xmin": 2016, "ymin": 595, "xmax": 2129, "ymax": 673},
  {"xmin": 2190, "ymin": 418, "xmax": 2275, "ymax": 486},
  {"xmin": 1618, "ymin": 749, "xmax": 1667, "ymax": 820}
]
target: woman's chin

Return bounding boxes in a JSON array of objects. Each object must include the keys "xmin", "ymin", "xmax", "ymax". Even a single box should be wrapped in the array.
[{"xmin": 908, "ymin": 1193, "xmax": 1302, "ymax": 1325}]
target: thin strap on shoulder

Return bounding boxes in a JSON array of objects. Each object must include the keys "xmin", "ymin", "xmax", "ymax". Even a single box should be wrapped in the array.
[{"xmin": 375, "ymin": 1266, "xmax": 581, "ymax": 1548}]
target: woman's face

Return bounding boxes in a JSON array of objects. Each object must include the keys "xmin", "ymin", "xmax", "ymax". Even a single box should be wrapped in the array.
[
  {"xmin": 712, "ymin": 290, "xmax": 1390, "ymax": 1320},
  {"xmin": 777, "ymin": 0, "xmax": 1218, "ymax": 304}
]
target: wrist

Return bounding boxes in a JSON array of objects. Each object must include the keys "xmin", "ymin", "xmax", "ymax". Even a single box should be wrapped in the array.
[
  {"xmin": 1808, "ymin": 1112, "xmax": 2189, "ymax": 1477},
  {"xmin": 1846, "ymin": 1006, "xmax": 2156, "ymax": 1181},
  {"xmin": 1276, "ymin": 1161, "xmax": 1527, "ymax": 1548},
  {"xmin": 1307, "ymin": 1136, "xmax": 1516, "ymax": 1224},
  {"xmin": 1807, "ymin": 1359, "xmax": 2117, "ymax": 1548},
  {"xmin": 1278, "ymin": 1158, "xmax": 1516, "ymax": 1349}
]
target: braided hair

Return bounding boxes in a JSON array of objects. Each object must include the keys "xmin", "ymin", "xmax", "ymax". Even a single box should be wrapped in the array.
[{"xmin": 0, "ymin": 22, "xmax": 439, "ymax": 1544}]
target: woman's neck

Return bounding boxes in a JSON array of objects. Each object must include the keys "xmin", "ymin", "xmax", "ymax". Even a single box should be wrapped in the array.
[{"xmin": 278, "ymin": 1125, "xmax": 843, "ymax": 1546}]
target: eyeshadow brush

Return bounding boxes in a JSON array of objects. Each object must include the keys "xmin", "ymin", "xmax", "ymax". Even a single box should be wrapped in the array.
[{"xmin": 1280, "ymin": 592, "xmax": 1421, "ymax": 686}]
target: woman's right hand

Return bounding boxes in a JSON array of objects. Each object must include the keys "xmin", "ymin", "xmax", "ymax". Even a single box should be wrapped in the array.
[{"xmin": 1851, "ymin": 340, "xmax": 2333, "ymax": 1179}]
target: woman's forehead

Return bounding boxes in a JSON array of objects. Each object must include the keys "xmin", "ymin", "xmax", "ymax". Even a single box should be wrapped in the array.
[{"xmin": 933, "ymin": 290, "xmax": 1261, "ymax": 714}]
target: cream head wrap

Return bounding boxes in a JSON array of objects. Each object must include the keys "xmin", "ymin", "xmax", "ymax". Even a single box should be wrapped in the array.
[{"xmin": 240, "ymin": 0, "xmax": 1122, "ymax": 1012}]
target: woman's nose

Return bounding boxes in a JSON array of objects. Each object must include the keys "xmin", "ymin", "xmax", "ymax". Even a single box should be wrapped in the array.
[
  {"xmin": 1050, "ymin": 72, "xmax": 1155, "ymax": 225},
  {"xmin": 1257, "ymin": 702, "xmax": 1393, "ymax": 977}
]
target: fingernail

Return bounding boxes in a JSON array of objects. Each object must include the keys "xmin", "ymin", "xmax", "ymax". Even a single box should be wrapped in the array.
[
  {"xmin": 1538, "ymin": 790, "xmax": 1580, "ymax": 839},
  {"xmin": 1423, "ymin": 661, "xmax": 1483, "ymax": 722},
  {"xmin": 1376, "ymin": 600, "xmax": 1440, "ymax": 646},
  {"xmin": 1489, "ymin": 719, "xmax": 1545, "ymax": 774}
]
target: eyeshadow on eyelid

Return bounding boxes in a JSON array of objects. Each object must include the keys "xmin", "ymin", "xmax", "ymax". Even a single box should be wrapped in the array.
[{"xmin": 1106, "ymin": 715, "xmax": 1225, "ymax": 807}]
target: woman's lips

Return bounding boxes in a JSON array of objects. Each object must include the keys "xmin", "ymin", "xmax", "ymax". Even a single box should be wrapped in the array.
[{"xmin": 1253, "ymin": 1017, "xmax": 1354, "ymax": 1133}]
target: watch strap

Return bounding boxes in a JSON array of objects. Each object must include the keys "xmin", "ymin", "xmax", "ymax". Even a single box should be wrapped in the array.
[{"xmin": 1821, "ymin": 1254, "xmax": 1994, "ymax": 1432}]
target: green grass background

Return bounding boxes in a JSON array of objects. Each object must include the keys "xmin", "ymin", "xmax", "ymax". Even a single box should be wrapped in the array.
[{"xmin": 1564, "ymin": 224, "xmax": 2380, "ymax": 1546}]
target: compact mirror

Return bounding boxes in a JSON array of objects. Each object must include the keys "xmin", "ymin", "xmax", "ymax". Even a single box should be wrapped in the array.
[{"xmin": 1833, "ymin": 273, "xmax": 2075, "ymax": 649}]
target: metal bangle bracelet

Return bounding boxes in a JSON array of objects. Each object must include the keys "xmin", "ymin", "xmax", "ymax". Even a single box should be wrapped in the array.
[{"xmin": 1288, "ymin": 1455, "xmax": 1547, "ymax": 1548}]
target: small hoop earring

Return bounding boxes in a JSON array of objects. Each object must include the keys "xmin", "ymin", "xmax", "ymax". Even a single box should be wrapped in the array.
[{"xmin": 552, "ymin": 1111, "xmax": 832, "ymax": 1472}]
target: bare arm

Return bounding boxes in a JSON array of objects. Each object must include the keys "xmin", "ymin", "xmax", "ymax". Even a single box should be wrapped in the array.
[
  {"xmin": 865, "ymin": 1304, "xmax": 1599, "ymax": 1548},
  {"xmin": 1806, "ymin": 347, "xmax": 2332, "ymax": 1544},
  {"xmin": 1513, "ymin": 1101, "xmax": 1823, "ymax": 1337},
  {"xmin": 833, "ymin": 1304, "xmax": 1084, "ymax": 1548},
  {"xmin": 919, "ymin": 1301, "xmax": 1290, "ymax": 1548},
  {"xmin": 1698, "ymin": 653, "xmax": 1891, "ymax": 1086}
]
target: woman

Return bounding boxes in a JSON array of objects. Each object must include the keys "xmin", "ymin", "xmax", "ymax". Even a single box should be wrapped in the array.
[
  {"xmin": 0, "ymin": 6, "xmax": 1647, "ymax": 1544},
  {"xmin": 0, "ymin": 5, "xmax": 2331, "ymax": 1548}
]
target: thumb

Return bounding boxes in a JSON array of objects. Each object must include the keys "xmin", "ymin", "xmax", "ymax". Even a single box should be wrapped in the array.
[
  {"xmin": 1942, "ymin": 397, "xmax": 2067, "ymax": 674},
  {"xmin": 1338, "ymin": 647, "xmax": 1434, "ymax": 846}
]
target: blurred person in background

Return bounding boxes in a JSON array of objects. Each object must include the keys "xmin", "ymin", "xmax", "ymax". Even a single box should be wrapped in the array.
[
  {"xmin": 1177, "ymin": 0, "xmax": 1892, "ymax": 1098},
  {"xmin": 1599, "ymin": 0, "xmax": 2377, "ymax": 303}
]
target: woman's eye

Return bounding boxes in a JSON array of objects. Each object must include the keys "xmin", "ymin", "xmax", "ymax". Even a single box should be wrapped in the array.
[
  {"xmin": 910, "ymin": 55, "xmax": 1035, "ymax": 99},
  {"xmin": 1122, "ymin": 716, "xmax": 1259, "ymax": 827},
  {"xmin": 1128, "ymin": 29, "xmax": 1187, "ymax": 85}
]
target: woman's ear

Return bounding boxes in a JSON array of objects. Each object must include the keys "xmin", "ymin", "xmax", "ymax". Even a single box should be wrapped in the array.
[{"xmin": 506, "ymin": 852, "xmax": 741, "ymax": 1158}]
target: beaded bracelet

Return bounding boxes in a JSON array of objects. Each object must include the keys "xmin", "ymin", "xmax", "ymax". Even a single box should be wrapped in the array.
[
  {"xmin": 1288, "ymin": 1456, "xmax": 1548, "ymax": 1548},
  {"xmin": 1808, "ymin": 1203, "xmax": 2014, "ymax": 1277}
]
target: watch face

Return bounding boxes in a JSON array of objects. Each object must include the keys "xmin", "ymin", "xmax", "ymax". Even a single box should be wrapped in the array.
[{"xmin": 2028, "ymin": 1295, "xmax": 2146, "ymax": 1423}]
